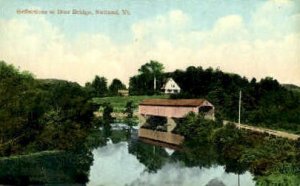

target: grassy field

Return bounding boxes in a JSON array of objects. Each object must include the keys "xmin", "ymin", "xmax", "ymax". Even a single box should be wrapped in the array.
[{"xmin": 92, "ymin": 95, "xmax": 169, "ymax": 112}]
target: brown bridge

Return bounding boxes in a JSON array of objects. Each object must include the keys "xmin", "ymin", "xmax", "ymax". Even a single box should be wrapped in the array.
[{"xmin": 138, "ymin": 99, "xmax": 215, "ymax": 145}]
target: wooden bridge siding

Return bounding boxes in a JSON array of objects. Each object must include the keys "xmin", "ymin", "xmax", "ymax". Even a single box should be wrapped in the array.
[
  {"xmin": 138, "ymin": 128, "xmax": 184, "ymax": 145},
  {"xmin": 139, "ymin": 105, "xmax": 198, "ymax": 118}
]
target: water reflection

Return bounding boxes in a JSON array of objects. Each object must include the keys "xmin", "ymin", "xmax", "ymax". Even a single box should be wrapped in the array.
[
  {"xmin": 0, "ymin": 124, "xmax": 256, "ymax": 185},
  {"xmin": 88, "ymin": 141, "xmax": 255, "ymax": 186}
]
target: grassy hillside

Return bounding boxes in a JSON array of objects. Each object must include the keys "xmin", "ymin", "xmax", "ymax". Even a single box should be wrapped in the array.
[
  {"xmin": 92, "ymin": 95, "xmax": 169, "ymax": 112},
  {"xmin": 283, "ymin": 84, "xmax": 300, "ymax": 93}
]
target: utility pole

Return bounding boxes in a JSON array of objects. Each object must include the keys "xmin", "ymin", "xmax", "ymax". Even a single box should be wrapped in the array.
[
  {"xmin": 238, "ymin": 90, "xmax": 242, "ymax": 186},
  {"xmin": 238, "ymin": 90, "xmax": 242, "ymax": 129}
]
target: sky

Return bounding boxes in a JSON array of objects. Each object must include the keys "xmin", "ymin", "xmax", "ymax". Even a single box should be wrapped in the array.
[{"xmin": 0, "ymin": 0, "xmax": 299, "ymax": 86}]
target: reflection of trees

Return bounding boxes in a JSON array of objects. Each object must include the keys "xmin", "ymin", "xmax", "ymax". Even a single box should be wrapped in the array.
[
  {"xmin": 128, "ymin": 138, "xmax": 223, "ymax": 173},
  {"xmin": 0, "ymin": 150, "xmax": 93, "ymax": 184},
  {"xmin": 128, "ymin": 139, "xmax": 169, "ymax": 172},
  {"xmin": 218, "ymin": 155, "xmax": 248, "ymax": 175},
  {"xmin": 213, "ymin": 124, "xmax": 250, "ymax": 175},
  {"xmin": 110, "ymin": 130, "xmax": 131, "ymax": 144},
  {"xmin": 170, "ymin": 145, "xmax": 218, "ymax": 169},
  {"xmin": 128, "ymin": 138, "xmax": 250, "ymax": 175}
]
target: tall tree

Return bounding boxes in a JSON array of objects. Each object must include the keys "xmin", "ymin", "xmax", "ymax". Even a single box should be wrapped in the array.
[
  {"xmin": 138, "ymin": 60, "xmax": 164, "ymax": 91},
  {"xmin": 109, "ymin": 78, "xmax": 126, "ymax": 96},
  {"xmin": 129, "ymin": 60, "xmax": 165, "ymax": 95},
  {"xmin": 138, "ymin": 60, "xmax": 164, "ymax": 76},
  {"xmin": 0, "ymin": 61, "xmax": 98, "ymax": 156},
  {"xmin": 91, "ymin": 75, "xmax": 108, "ymax": 97}
]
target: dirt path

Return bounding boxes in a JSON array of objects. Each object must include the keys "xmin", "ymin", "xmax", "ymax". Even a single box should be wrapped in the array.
[{"xmin": 223, "ymin": 120, "xmax": 300, "ymax": 140}]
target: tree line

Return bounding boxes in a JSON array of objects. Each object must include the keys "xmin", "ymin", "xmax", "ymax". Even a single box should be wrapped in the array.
[
  {"xmin": 85, "ymin": 76, "xmax": 126, "ymax": 97},
  {"xmin": 0, "ymin": 61, "xmax": 99, "ymax": 156},
  {"xmin": 129, "ymin": 61, "xmax": 300, "ymax": 133},
  {"xmin": 1, "ymin": 59, "xmax": 299, "ymax": 156}
]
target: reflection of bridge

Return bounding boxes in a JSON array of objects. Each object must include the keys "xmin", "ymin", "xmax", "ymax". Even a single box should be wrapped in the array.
[{"xmin": 138, "ymin": 99, "xmax": 215, "ymax": 145}]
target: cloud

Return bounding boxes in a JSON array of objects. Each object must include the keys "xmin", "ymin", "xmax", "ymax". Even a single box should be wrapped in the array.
[
  {"xmin": 0, "ymin": 16, "xmax": 137, "ymax": 85},
  {"xmin": 129, "ymin": 8, "xmax": 299, "ymax": 85},
  {"xmin": 251, "ymin": 0, "xmax": 299, "ymax": 38},
  {"xmin": 132, "ymin": 10, "xmax": 190, "ymax": 46},
  {"xmin": 0, "ymin": 4, "xmax": 299, "ymax": 86}
]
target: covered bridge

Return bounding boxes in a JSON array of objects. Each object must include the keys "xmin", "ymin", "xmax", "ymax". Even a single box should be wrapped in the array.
[
  {"xmin": 138, "ymin": 99, "xmax": 215, "ymax": 145},
  {"xmin": 139, "ymin": 99, "xmax": 214, "ymax": 119}
]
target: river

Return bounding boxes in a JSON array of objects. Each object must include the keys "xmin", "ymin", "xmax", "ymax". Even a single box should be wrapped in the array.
[
  {"xmin": 0, "ymin": 125, "xmax": 257, "ymax": 185},
  {"xmin": 87, "ymin": 127, "xmax": 256, "ymax": 186},
  {"xmin": 88, "ymin": 142, "xmax": 255, "ymax": 186}
]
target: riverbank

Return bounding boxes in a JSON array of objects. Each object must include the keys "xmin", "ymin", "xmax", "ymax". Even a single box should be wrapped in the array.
[
  {"xmin": 224, "ymin": 120, "xmax": 300, "ymax": 140},
  {"xmin": 0, "ymin": 150, "xmax": 90, "ymax": 184},
  {"xmin": 1, "ymin": 121, "xmax": 299, "ymax": 185},
  {"xmin": 93, "ymin": 95, "xmax": 168, "ymax": 112},
  {"xmin": 92, "ymin": 95, "xmax": 167, "ymax": 122}
]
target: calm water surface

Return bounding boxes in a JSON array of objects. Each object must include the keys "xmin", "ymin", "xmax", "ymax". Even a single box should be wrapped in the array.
[
  {"xmin": 0, "ymin": 125, "xmax": 256, "ymax": 185},
  {"xmin": 87, "ymin": 139, "xmax": 256, "ymax": 186}
]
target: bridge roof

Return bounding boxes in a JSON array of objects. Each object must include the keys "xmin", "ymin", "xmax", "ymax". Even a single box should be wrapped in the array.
[{"xmin": 139, "ymin": 99, "xmax": 208, "ymax": 107}]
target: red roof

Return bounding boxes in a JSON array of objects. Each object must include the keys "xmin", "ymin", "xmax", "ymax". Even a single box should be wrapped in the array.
[{"xmin": 139, "ymin": 99, "xmax": 208, "ymax": 107}]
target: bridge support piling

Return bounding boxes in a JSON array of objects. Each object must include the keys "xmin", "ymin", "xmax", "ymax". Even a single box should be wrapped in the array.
[
  {"xmin": 166, "ymin": 117, "xmax": 177, "ymax": 132},
  {"xmin": 138, "ymin": 114, "xmax": 148, "ymax": 127}
]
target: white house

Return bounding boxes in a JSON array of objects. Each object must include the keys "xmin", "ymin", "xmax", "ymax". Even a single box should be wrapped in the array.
[{"xmin": 161, "ymin": 78, "xmax": 181, "ymax": 94}]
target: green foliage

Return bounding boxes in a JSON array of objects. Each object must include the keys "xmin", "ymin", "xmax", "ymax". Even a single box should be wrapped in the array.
[
  {"xmin": 84, "ymin": 128, "xmax": 107, "ymax": 149},
  {"xmin": 123, "ymin": 100, "xmax": 135, "ymax": 118},
  {"xmin": 0, "ymin": 150, "xmax": 92, "ymax": 184},
  {"xmin": 174, "ymin": 112, "xmax": 222, "ymax": 145},
  {"xmin": 110, "ymin": 130, "xmax": 130, "ymax": 144},
  {"xmin": 0, "ymin": 61, "xmax": 40, "ymax": 155},
  {"xmin": 123, "ymin": 101, "xmax": 137, "ymax": 128},
  {"xmin": 89, "ymin": 75, "xmax": 108, "ymax": 97},
  {"xmin": 211, "ymin": 124, "xmax": 299, "ymax": 177},
  {"xmin": 102, "ymin": 102, "xmax": 113, "ymax": 123},
  {"xmin": 255, "ymin": 174, "xmax": 300, "ymax": 186},
  {"xmin": 101, "ymin": 102, "xmax": 113, "ymax": 139},
  {"xmin": 93, "ymin": 95, "xmax": 168, "ymax": 113},
  {"xmin": 108, "ymin": 78, "xmax": 126, "ymax": 96},
  {"xmin": 143, "ymin": 116, "xmax": 168, "ymax": 131},
  {"xmin": 213, "ymin": 123, "xmax": 244, "ymax": 149},
  {"xmin": 138, "ymin": 60, "xmax": 164, "ymax": 75},
  {"xmin": 169, "ymin": 66, "xmax": 300, "ymax": 133},
  {"xmin": 171, "ymin": 145, "xmax": 219, "ymax": 168},
  {"xmin": 0, "ymin": 61, "xmax": 98, "ymax": 156},
  {"xmin": 128, "ymin": 139, "xmax": 169, "ymax": 173},
  {"xmin": 129, "ymin": 60, "xmax": 165, "ymax": 95}
]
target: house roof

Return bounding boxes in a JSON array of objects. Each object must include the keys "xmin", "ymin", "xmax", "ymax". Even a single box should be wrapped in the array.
[
  {"xmin": 161, "ymin": 78, "xmax": 180, "ymax": 90},
  {"xmin": 139, "ymin": 99, "xmax": 210, "ymax": 107}
]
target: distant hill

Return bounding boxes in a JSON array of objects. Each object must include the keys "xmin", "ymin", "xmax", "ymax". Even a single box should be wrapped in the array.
[
  {"xmin": 282, "ymin": 84, "xmax": 300, "ymax": 93},
  {"xmin": 37, "ymin": 78, "xmax": 80, "ymax": 86}
]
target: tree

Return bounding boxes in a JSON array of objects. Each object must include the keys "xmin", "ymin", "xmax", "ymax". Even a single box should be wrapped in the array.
[
  {"xmin": 102, "ymin": 102, "xmax": 113, "ymax": 138},
  {"xmin": 129, "ymin": 60, "xmax": 165, "ymax": 95},
  {"xmin": 109, "ymin": 79, "xmax": 126, "ymax": 96},
  {"xmin": 91, "ymin": 75, "xmax": 108, "ymax": 97},
  {"xmin": 123, "ymin": 101, "xmax": 135, "ymax": 118},
  {"xmin": 102, "ymin": 102, "xmax": 113, "ymax": 123},
  {"xmin": 0, "ymin": 61, "xmax": 98, "ymax": 156},
  {"xmin": 138, "ymin": 60, "xmax": 164, "ymax": 77},
  {"xmin": 123, "ymin": 101, "xmax": 136, "ymax": 128},
  {"xmin": 0, "ymin": 61, "xmax": 40, "ymax": 155},
  {"xmin": 139, "ymin": 60, "xmax": 164, "ymax": 91}
]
